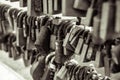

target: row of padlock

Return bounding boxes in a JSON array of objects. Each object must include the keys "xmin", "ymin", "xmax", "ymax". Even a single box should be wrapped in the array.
[
  {"xmin": 31, "ymin": 52, "xmax": 110, "ymax": 80},
  {"xmin": 55, "ymin": 59, "xmax": 110, "ymax": 80},
  {"xmin": 0, "ymin": 1, "xmax": 120, "ymax": 80}
]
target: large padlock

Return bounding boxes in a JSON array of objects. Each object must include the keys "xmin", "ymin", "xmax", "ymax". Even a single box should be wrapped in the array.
[{"xmin": 35, "ymin": 21, "xmax": 51, "ymax": 55}]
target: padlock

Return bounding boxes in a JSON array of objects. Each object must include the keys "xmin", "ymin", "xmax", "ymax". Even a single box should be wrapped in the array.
[
  {"xmin": 53, "ymin": 0, "xmax": 61, "ymax": 13},
  {"xmin": 84, "ymin": 33, "xmax": 94, "ymax": 62},
  {"xmin": 72, "ymin": 65, "xmax": 80, "ymax": 80},
  {"xmin": 73, "ymin": 0, "xmax": 90, "ymax": 11},
  {"xmin": 27, "ymin": 0, "xmax": 43, "ymax": 16},
  {"xmin": 35, "ymin": 20, "xmax": 51, "ymax": 55},
  {"xmin": 6, "ymin": 7, "xmax": 16, "ymax": 30},
  {"xmin": 45, "ymin": 52, "xmax": 55, "ymax": 64},
  {"xmin": 74, "ymin": 29, "xmax": 85, "ymax": 55},
  {"xmin": 12, "ymin": 42, "xmax": 22, "ymax": 60},
  {"xmin": 30, "ymin": 55, "xmax": 46, "ymax": 80},
  {"xmin": 23, "ymin": 13, "xmax": 28, "ymax": 38},
  {"xmin": 92, "ymin": 0, "xmax": 104, "ymax": 45},
  {"xmin": 78, "ymin": 31, "xmax": 91, "ymax": 63},
  {"xmin": 35, "ymin": 18, "xmax": 41, "ymax": 40},
  {"xmin": 85, "ymin": 0, "xmax": 97, "ymax": 26},
  {"xmin": 69, "ymin": 26, "xmax": 81, "ymax": 42},
  {"xmin": 70, "ymin": 28, "xmax": 83, "ymax": 49},
  {"xmin": 55, "ymin": 65, "xmax": 68, "ymax": 80},
  {"xmin": 63, "ymin": 23, "xmax": 75, "ymax": 48},
  {"xmin": 74, "ymin": 66, "xmax": 81, "ymax": 80},
  {"xmin": 41, "ymin": 57, "xmax": 56, "ymax": 80},
  {"xmin": 50, "ymin": 18, "xmax": 61, "ymax": 50},
  {"xmin": 12, "ymin": 9, "xmax": 22, "ymax": 31},
  {"xmin": 16, "ymin": 11, "xmax": 27, "ymax": 47},
  {"xmin": 62, "ymin": 0, "xmax": 86, "ymax": 17},
  {"xmin": 55, "ymin": 40, "xmax": 64, "ymax": 65},
  {"xmin": 63, "ymin": 23, "xmax": 77, "ymax": 56},
  {"xmin": 94, "ymin": 45, "xmax": 103, "ymax": 68},
  {"xmin": 30, "ymin": 49, "xmax": 39, "ymax": 64},
  {"xmin": 50, "ymin": 34, "xmax": 56, "ymax": 50},
  {"xmin": 103, "ymin": 41, "xmax": 113, "ymax": 77},
  {"xmin": 0, "ymin": 5, "xmax": 5, "ymax": 50},
  {"xmin": 48, "ymin": 0, "xmax": 54, "ymax": 14},
  {"xmin": 100, "ymin": 0, "xmax": 115, "ymax": 42},
  {"xmin": 0, "ymin": 5, "xmax": 11, "ymax": 51},
  {"xmin": 55, "ymin": 21, "xmax": 69, "ymax": 64},
  {"xmin": 31, "ymin": 16, "xmax": 37, "ymax": 42},
  {"xmin": 23, "ymin": 16, "xmax": 35, "ymax": 66},
  {"xmin": 92, "ymin": 15, "xmax": 102, "ymax": 44},
  {"xmin": 111, "ymin": 44, "xmax": 120, "ymax": 73},
  {"xmin": 1, "ymin": 5, "xmax": 11, "ymax": 34},
  {"xmin": 26, "ymin": 16, "xmax": 36, "ymax": 51},
  {"xmin": 7, "ymin": 33, "xmax": 16, "ymax": 58},
  {"xmin": 111, "ymin": 44, "xmax": 120, "ymax": 65},
  {"xmin": 43, "ymin": 0, "xmax": 48, "ymax": 14}
]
